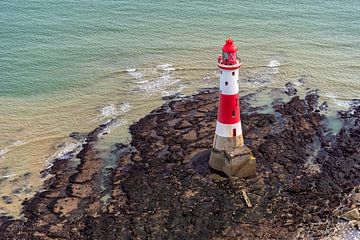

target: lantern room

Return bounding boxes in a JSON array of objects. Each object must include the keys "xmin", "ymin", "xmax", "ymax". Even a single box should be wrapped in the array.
[{"xmin": 218, "ymin": 39, "xmax": 241, "ymax": 68}]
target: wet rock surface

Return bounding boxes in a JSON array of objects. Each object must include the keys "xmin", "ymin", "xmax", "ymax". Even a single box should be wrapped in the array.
[
  {"xmin": 283, "ymin": 82, "xmax": 298, "ymax": 96},
  {"xmin": 0, "ymin": 88, "xmax": 359, "ymax": 239}
]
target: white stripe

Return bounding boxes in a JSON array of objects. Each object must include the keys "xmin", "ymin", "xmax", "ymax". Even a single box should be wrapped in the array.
[
  {"xmin": 215, "ymin": 121, "xmax": 243, "ymax": 138},
  {"xmin": 219, "ymin": 69, "xmax": 239, "ymax": 95}
]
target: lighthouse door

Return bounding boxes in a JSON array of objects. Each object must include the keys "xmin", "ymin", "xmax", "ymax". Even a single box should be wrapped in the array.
[{"xmin": 232, "ymin": 129, "xmax": 236, "ymax": 137}]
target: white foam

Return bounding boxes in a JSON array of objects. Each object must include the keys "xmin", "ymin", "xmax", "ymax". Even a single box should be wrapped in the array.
[
  {"xmin": 0, "ymin": 140, "xmax": 27, "ymax": 158},
  {"xmin": 157, "ymin": 63, "xmax": 173, "ymax": 70},
  {"xmin": 119, "ymin": 102, "xmax": 131, "ymax": 113},
  {"xmin": 52, "ymin": 141, "xmax": 83, "ymax": 160},
  {"xmin": 126, "ymin": 68, "xmax": 136, "ymax": 72},
  {"xmin": 47, "ymin": 135, "xmax": 85, "ymax": 165},
  {"xmin": 157, "ymin": 64, "xmax": 176, "ymax": 71},
  {"xmin": 129, "ymin": 64, "xmax": 181, "ymax": 96},
  {"xmin": 12, "ymin": 140, "xmax": 26, "ymax": 146},
  {"xmin": 135, "ymin": 80, "xmax": 149, "ymax": 84},
  {"xmin": 0, "ymin": 173, "xmax": 17, "ymax": 180},
  {"xmin": 325, "ymin": 93, "xmax": 353, "ymax": 108},
  {"xmin": 138, "ymin": 73, "xmax": 181, "ymax": 94},
  {"xmin": 267, "ymin": 60, "xmax": 280, "ymax": 68},
  {"xmin": 100, "ymin": 104, "xmax": 118, "ymax": 117},
  {"xmin": 334, "ymin": 100, "xmax": 352, "ymax": 108},
  {"xmin": 127, "ymin": 70, "xmax": 143, "ymax": 80},
  {"xmin": 0, "ymin": 148, "xmax": 9, "ymax": 158},
  {"xmin": 326, "ymin": 92, "xmax": 338, "ymax": 99},
  {"xmin": 46, "ymin": 116, "xmax": 127, "ymax": 170},
  {"xmin": 293, "ymin": 81, "xmax": 303, "ymax": 87},
  {"xmin": 162, "ymin": 84, "xmax": 186, "ymax": 98},
  {"xmin": 99, "ymin": 102, "xmax": 132, "ymax": 119}
]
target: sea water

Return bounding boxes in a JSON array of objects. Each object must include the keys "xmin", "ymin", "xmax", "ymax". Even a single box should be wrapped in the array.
[{"xmin": 0, "ymin": 0, "xmax": 359, "ymax": 217}]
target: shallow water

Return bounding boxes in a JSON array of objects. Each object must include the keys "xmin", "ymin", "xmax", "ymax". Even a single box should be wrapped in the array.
[{"xmin": 0, "ymin": 0, "xmax": 359, "ymax": 217}]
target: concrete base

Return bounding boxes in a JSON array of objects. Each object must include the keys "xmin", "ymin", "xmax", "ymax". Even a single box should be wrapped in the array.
[{"xmin": 209, "ymin": 135, "xmax": 256, "ymax": 178}]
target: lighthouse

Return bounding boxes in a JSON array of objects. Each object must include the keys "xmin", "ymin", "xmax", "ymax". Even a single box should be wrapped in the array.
[{"xmin": 209, "ymin": 39, "xmax": 256, "ymax": 178}]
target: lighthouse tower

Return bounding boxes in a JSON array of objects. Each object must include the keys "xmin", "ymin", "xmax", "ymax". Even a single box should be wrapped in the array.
[{"xmin": 209, "ymin": 39, "xmax": 256, "ymax": 178}]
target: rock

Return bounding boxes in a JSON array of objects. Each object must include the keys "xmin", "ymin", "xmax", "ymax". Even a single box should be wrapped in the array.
[
  {"xmin": 69, "ymin": 132, "xmax": 86, "ymax": 141},
  {"xmin": 305, "ymin": 90, "xmax": 320, "ymax": 111},
  {"xmin": 2, "ymin": 196, "xmax": 12, "ymax": 204},
  {"xmin": 183, "ymin": 130, "xmax": 197, "ymax": 141},
  {"xmin": 341, "ymin": 209, "xmax": 360, "ymax": 221},
  {"xmin": 298, "ymin": 75, "xmax": 307, "ymax": 84},
  {"xmin": 319, "ymin": 101, "xmax": 329, "ymax": 111},
  {"xmin": 352, "ymin": 193, "xmax": 360, "ymax": 205},
  {"xmin": 349, "ymin": 220, "xmax": 360, "ymax": 230},
  {"xmin": 162, "ymin": 93, "xmax": 182, "ymax": 100},
  {"xmin": 208, "ymin": 173, "xmax": 227, "ymax": 182},
  {"xmin": 283, "ymin": 82, "xmax": 298, "ymax": 96}
]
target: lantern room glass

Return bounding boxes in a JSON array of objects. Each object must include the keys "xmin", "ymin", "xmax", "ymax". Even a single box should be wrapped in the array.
[{"xmin": 222, "ymin": 52, "xmax": 237, "ymax": 65}]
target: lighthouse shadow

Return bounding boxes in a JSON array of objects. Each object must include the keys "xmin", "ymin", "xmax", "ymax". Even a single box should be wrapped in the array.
[{"xmin": 190, "ymin": 149, "xmax": 227, "ymax": 177}]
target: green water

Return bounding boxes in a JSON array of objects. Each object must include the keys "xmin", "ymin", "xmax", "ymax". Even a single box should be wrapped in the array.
[{"xmin": 0, "ymin": 0, "xmax": 359, "ymax": 217}]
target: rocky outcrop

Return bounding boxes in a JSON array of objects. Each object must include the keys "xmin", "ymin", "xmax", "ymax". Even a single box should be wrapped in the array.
[{"xmin": 0, "ymin": 88, "xmax": 359, "ymax": 239}]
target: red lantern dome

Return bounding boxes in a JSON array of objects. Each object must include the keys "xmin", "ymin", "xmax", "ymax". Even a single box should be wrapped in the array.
[
  {"xmin": 218, "ymin": 38, "xmax": 241, "ymax": 69},
  {"xmin": 222, "ymin": 39, "xmax": 238, "ymax": 53}
]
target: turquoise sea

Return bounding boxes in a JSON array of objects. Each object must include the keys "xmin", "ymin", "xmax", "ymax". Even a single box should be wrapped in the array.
[{"xmin": 0, "ymin": 0, "xmax": 359, "ymax": 217}]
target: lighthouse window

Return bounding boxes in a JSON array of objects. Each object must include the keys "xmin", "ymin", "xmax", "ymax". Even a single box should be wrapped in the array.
[
  {"xmin": 222, "ymin": 52, "xmax": 229, "ymax": 60},
  {"xmin": 225, "ymin": 81, "xmax": 228, "ymax": 86},
  {"xmin": 232, "ymin": 110, "xmax": 235, "ymax": 117},
  {"xmin": 232, "ymin": 71, "xmax": 235, "ymax": 76}
]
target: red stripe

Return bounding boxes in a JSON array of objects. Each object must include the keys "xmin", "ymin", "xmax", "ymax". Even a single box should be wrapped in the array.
[{"xmin": 217, "ymin": 93, "xmax": 241, "ymax": 124}]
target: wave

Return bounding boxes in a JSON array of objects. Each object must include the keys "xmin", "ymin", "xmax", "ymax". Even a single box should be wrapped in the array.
[
  {"xmin": 0, "ymin": 148, "xmax": 9, "ymax": 158},
  {"xmin": 119, "ymin": 65, "xmax": 175, "ymax": 79},
  {"xmin": 115, "ymin": 66, "xmax": 219, "ymax": 77},
  {"xmin": 127, "ymin": 70, "xmax": 143, "ymax": 80},
  {"xmin": 164, "ymin": 67, "xmax": 176, "ymax": 71},
  {"xmin": 135, "ymin": 72, "xmax": 181, "ymax": 94},
  {"xmin": 135, "ymin": 80, "xmax": 149, "ymax": 84},
  {"xmin": 100, "ymin": 104, "xmax": 117, "ymax": 118},
  {"xmin": 0, "ymin": 173, "xmax": 17, "ymax": 180},
  {"xmin": 267, "ymin": 60, "xmax": 280, "ymax": 68},
  {"xmin": 325, "ymin": 93, "xmax": 353, "ymax": 108},
  {"xmin": 0, "ymin": 140, "xmax": 27, "ymax": 158},
  {"xmin": 51, "ymin": 140, "xmax": 84, "ymax": 161},
  {"xmin": 119, "ymin": 102, "xmax": 131, "ymax": 113},
  {"xmin": 333, "ymin": 100, "xmax": 353, "ymax": 108},
  {"xmin": 99, "ymin": 102, "xmax": 132, "ymax": 118},
  {"xmin": 45, "ymin": 116, "xmax": 127, "ymax": 172},
  {"xmin": 157, "ymin": 63, "xmax": 173, "ymax": 71},
  {"xmin": 162, "ymin": 85, "xmax": 186, "ymax": 98}
]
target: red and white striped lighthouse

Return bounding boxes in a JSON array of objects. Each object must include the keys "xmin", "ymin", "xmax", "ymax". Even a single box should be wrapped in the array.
[{"xmin": 209, "ymin": 38, "xmax": 256, "ymax": 178}]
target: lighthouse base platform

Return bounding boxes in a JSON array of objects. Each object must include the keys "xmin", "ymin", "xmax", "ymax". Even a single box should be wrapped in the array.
[{"xmin": 209, "ymin": 136, "xmax": 256, "ymax": 178}]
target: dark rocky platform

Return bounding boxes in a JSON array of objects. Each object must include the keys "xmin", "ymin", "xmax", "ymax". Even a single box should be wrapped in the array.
[{"xmin": 0, "ymin": 88, "xmax": 359, "ymax": 239}]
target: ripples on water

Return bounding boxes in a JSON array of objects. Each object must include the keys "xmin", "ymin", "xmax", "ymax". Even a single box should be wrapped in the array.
[{"xmin": 0, "ymin": 0, "xmax": 359, "ymax": 218}]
